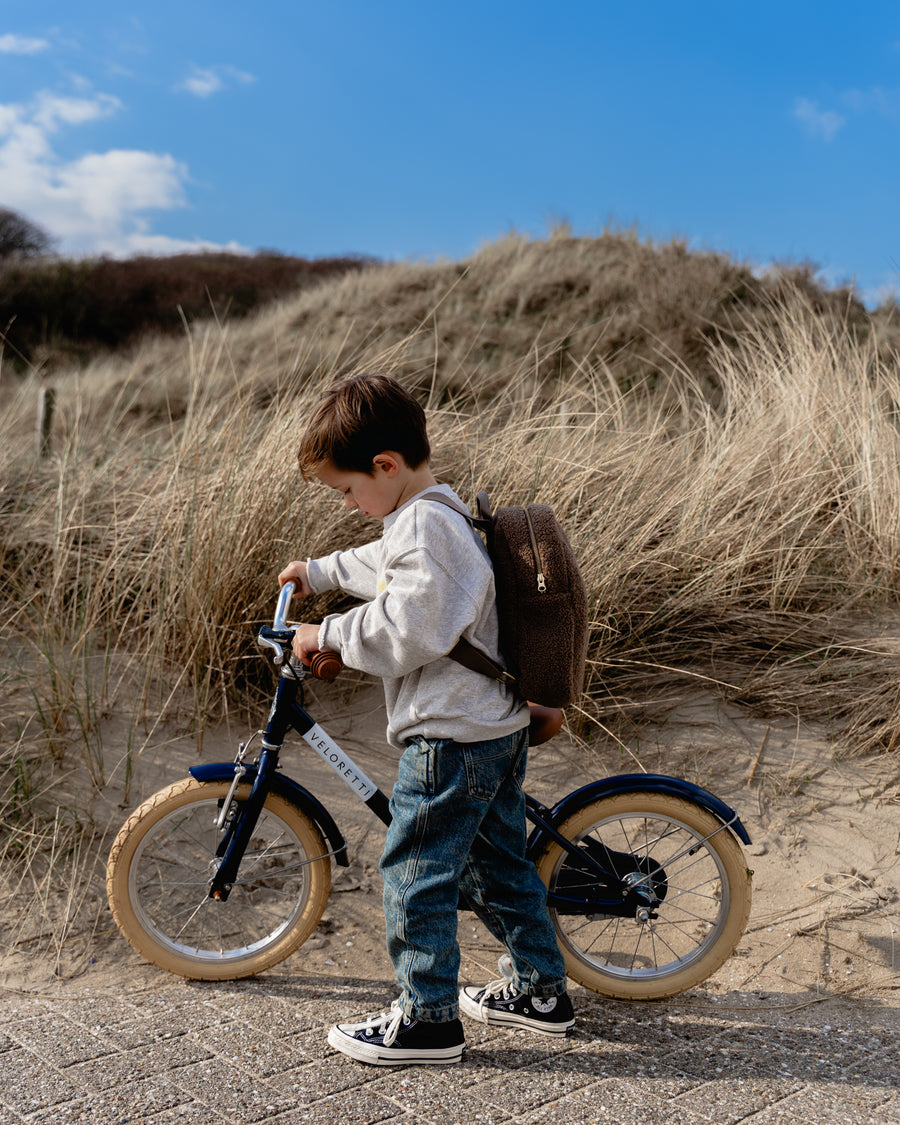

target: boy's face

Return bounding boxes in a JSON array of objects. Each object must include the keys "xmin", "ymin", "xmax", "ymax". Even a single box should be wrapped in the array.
[{"xmin": 314, "ymin": 456, "xmax": 404, "ymax": 520}]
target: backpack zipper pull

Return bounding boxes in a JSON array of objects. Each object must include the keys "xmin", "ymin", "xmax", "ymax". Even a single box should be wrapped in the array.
[{"xmin": 524, "ymin": 507, "xmax": 547, "ymax": 592}]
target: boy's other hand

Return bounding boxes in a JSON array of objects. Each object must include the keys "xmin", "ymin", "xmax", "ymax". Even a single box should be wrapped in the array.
[
  {"xmin": 291, "ymin": 623, "xmax": 323, "ymax": 666},
  {"xmin": 278, "ymin": 560, "xmax": 312, "ymax": 597}
]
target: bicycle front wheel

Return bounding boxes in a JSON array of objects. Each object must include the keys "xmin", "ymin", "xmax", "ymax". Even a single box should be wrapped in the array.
[
  {"xmin": 107, "ymin": 778, "xmax": 332, "ymax": 980},
  {"xmin": 536, "ymin": 792, "xmax": 751, "ymax": 1000}
]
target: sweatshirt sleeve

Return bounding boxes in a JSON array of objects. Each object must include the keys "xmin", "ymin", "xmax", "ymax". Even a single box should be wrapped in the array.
[
  {"xmin": 317, "ymin": 543, "xmax": 485, "ymax": 677},
  {"xmin": 306, "ymin": 538, "xmax": 380, "ymax": 601}
]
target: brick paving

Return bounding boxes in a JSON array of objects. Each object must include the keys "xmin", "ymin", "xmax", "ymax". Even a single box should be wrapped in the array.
[{"xmin": 2, "ymin": 974, "xmax": 899, "ymax": 1124}]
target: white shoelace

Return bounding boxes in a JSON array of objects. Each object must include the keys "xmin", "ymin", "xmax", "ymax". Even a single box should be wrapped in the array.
[
  {"xmin": 349, "ymin": 1001, "xmax": 408, "ymax": 1046},
  {"xmin": 476, "ymin": 976, "xmax": 519, "ymax": 1017}
]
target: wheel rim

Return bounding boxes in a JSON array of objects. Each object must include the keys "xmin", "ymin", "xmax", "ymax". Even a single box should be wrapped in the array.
[
  {"xmin": 128, "ymin": 796, "xmax": 314, "ymax": 965},
  {"xmin": 549, "ymin": 809, "xmax": 731, "ymax": 982}
]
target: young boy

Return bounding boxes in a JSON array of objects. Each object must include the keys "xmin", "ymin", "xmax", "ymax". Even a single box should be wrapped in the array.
[{"xmin": 279, "ymin": 372, "xmax": 573, "ymax": 1066}]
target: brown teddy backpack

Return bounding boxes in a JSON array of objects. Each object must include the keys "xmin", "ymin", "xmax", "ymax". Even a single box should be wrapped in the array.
[{"xmin": 423, "ymin": 491, "xmax": 588, "ymax": 708}]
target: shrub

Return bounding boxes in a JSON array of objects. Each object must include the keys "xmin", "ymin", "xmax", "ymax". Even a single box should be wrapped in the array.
[{"xmin": 0, "ymin": 251, "xmax": 376, "ymax": 368}]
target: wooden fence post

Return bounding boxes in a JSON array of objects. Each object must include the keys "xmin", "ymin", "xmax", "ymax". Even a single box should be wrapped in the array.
[{"xmin": 37, "ymin": 386, "xmax": 55, "ymax": 458}]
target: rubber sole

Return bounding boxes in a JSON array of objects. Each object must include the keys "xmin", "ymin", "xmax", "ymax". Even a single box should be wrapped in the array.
[
  {"xmin": 459, "ymin": 988, "xmax": 574, "ymax": 1036},
  {"xmin": 326, "ymin": 1025, "xmax": 465, "ymax": 1066}
]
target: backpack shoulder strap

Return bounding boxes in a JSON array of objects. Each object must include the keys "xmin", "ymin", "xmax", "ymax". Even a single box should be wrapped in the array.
[
  {"xmin": 418, "ymin": 489, "xmax": 491, "ymax": 533},
  {"xmin": 417, "ymin": 490, "xmax": 515, "ymax": 689},
  {"xmin": 448, "ymin": 637, "xmax": 517, "ymax": 688},
  {"xmin": 474, "ymin": 491, "xmax": 493, "ymax": 522}
]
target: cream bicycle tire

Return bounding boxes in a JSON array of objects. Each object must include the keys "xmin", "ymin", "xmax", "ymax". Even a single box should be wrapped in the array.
[
  {"xmin": 107, "ymin": 777, "xmax": 332, "ymax": 980},
  {"xmin": 536, "ymin": 791, "xmax": 752, "ymax": 1000}
]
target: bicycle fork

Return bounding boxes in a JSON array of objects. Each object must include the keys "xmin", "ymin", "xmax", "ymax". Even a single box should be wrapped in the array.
[
  {"xmin": 207, "ymin": 669, "xmax": 303, "ymax": 900},
  {"xmin": 207, "ymin": 749, "xmax": 278, "ymax": 901}
]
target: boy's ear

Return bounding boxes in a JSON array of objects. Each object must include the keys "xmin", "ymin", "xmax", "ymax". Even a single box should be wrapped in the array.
[{"xmin": 372, "ymin": 452, "xmax": 401, "ymax": 476}]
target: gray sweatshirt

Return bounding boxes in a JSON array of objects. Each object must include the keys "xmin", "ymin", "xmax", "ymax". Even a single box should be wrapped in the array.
[{"xmin": 308, "ymin": 483, "xmax": 528, "ymax": 749}]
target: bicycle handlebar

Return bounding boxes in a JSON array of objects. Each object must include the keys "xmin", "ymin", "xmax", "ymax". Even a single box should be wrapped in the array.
[
  {"xmin": 264, "ymin": 580, "xmax": 344, "ymax": 682},
  {"xmin": 274, "ymin": 580, "xmax": 296, "ymax": 631}
]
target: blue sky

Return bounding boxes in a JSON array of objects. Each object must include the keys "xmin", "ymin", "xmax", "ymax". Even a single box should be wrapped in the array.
[{"xmin": 2, "ymin": 2, "xmax": 899, "ymax": 304}]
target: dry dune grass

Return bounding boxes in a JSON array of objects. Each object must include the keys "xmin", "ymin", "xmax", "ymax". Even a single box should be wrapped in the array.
[
  {"xmin": 2, "ymin": 235, "xmax": 900, "ymax": 870},
  {"xmin": 18, "ymin": 228, "xmax": 891, "ymax": 423}
]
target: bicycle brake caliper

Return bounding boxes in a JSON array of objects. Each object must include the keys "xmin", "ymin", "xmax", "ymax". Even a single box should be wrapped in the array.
[{"xmin": 216, "ymin": 762, "xmax": 247, "ymax": 830}]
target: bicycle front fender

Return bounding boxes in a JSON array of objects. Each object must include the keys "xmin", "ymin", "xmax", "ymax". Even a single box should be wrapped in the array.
[
  {"xmin": 525, "ymin": 772, "xmax": 751, "ymax": 861},
  {"xmin": 189, "ymin": 763, "xmax": 349, "ymax": 867}
]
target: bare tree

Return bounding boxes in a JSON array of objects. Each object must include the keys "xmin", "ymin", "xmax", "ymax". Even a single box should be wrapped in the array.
[{"xmin": 0, "ymin": 208, "xmax": 53, "ymax": 258}]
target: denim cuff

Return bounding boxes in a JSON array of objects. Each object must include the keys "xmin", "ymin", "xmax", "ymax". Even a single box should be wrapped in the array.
[
  {"xmin": 513, "ymin": 977, "xmax": 569, "ymax": 999},
  {"xmin": 400, "ymin": 994, "xmax": 460, "ymax": 1023}
]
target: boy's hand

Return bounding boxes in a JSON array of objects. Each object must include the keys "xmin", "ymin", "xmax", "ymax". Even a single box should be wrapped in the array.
[
  {"xmin": 278, "ymin": 560, "xmax": 312, "ymax": 597},
  {"xmin": 291, "ymin": 623, "xmax": 323, "ymax": 666}
]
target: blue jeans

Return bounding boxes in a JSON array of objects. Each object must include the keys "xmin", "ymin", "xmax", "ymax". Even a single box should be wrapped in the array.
[{"xmin": 380, "ymin": 728, "xmax": 568, "ymax": 1023}]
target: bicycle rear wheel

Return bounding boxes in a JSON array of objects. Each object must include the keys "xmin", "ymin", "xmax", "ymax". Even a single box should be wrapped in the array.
[
  {"xmin": 536, "ymin": 791, "xmax": 751, "ymax": 1000},
  {"xmin": 107, "ymin": 777, "xmax": 331, "ymax": 980}
]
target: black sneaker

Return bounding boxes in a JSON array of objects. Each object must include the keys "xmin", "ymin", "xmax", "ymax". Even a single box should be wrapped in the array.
[
  {"xmin": 459, "ymin": 978, "xmax": 575, "ymax": 1036},
  {"xmin": 327, "ymin": 1001, "xmax": 465, "ymax": 1066}
]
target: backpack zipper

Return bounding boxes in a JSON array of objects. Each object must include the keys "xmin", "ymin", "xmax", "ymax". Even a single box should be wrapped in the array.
[{"xmin": 524, "ymin": 506, "xmax": 547, "ymax": 592}]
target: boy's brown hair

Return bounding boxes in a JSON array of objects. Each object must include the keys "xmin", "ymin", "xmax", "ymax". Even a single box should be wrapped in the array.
[{"xmin": 297, "ymin": 373, "xmax": 430, "ymax": 478}]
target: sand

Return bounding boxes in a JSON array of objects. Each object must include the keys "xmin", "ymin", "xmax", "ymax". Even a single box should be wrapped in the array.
[{"xmin": 2, "ymin": 678, "xmax": 898, "ymax": 1009}]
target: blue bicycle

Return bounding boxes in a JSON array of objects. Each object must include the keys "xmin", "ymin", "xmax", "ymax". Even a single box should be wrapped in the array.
[{"xmin": 106, "ymin": 582, "xmax": 753, "ymax": 1000}]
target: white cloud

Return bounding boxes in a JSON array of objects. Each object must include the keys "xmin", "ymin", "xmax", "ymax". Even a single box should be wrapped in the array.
[
  {"xmin": 99, "ymin": 230, "xmax": 248, "ymax": 257},
  {"xmin": 0, "ymin": 33, "xmax": 50, "ymax": 55},
  {"xmin": 793, "ymin": 86, "xmax": 900, "ymax": 145},
  {"xmin": 0, "ymin": 89, "xmax": 197, "ymax": 255},
  {"xmin": 57, "ymin": 150, "xmax": 187, "ymax": 224},
  {"xmin": 793, "ymin": 97, "xmax": 846, "ymax": 141},
  {"xmin": 861, "ymin": 284, "xmax": 899, "ymax": 309},
  {"xmin": 177, "ymin": 64, "xmax": 255, "ymax": 98},
  {"xmin": 33, "ymin": 91, "xmax": 122, "ymax": 130},
  {"xmin": 842, "ymin": 86, "xmax": 900, "ymax": 119},
  {"xmin": 182, "ymin": 68, "xmax": 224, "ymax": 98}
]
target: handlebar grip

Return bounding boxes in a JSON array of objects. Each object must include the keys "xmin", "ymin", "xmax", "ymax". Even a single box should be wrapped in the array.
[{"xmin": 308, "ymin": 649, "xmax": 343, "ymax": 682}]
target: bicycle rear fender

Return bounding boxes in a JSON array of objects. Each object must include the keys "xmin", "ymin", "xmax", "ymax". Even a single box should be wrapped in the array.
[
  {"xmin": 525, "ymin": 772, "xmax": 751, "ymax": 860},
  {"xmin": 189, "ymin": 763, "xmax": 349, "ymax": 867}
]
